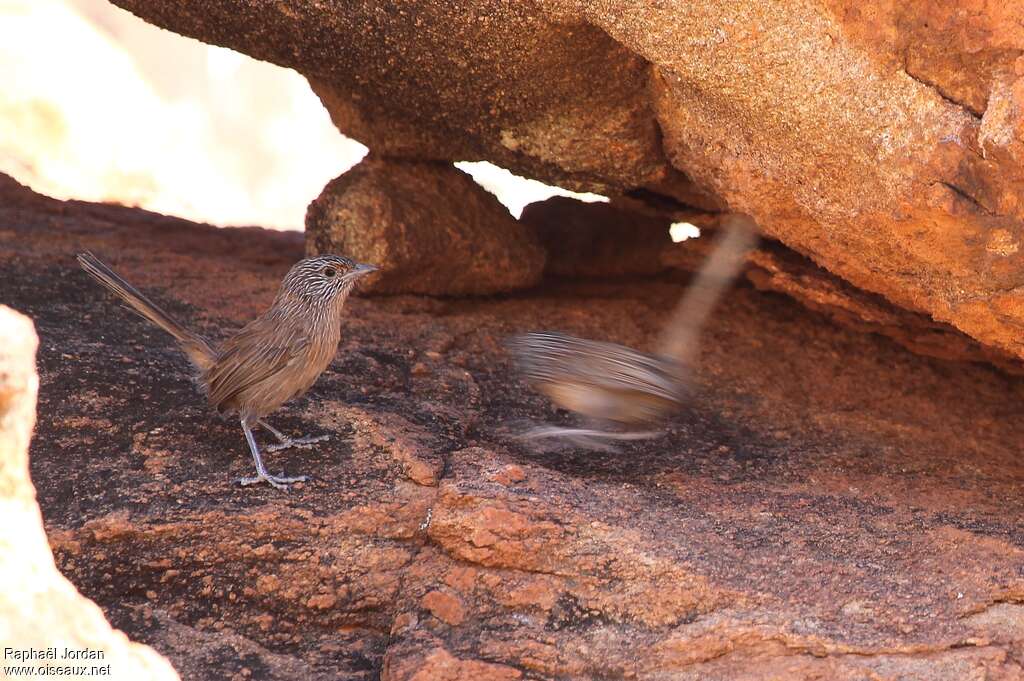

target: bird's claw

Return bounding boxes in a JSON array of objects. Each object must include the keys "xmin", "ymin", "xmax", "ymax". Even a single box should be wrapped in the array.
[
  {"xmin": 265, "ymin": 434, "xmax": 330, "ymax": 453},
  {"xmin": 237, "ymin": 473, "xmax": 309, "ymax": 490},
  {"xmin": 516, "ymin": 425, "xmax": 664, "ymax": 452}
]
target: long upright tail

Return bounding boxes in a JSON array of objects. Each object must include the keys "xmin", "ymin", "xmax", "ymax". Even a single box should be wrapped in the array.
[
  {"xmin": 656, "ymin": 213, "xmax": 759, "ymax": 366},
  {"xmin": 77, "ymin": 252, "xmax": 217, "ymax": 372}
]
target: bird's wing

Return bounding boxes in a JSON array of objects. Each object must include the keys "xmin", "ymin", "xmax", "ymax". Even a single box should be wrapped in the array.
[
  {"xmin": 511, "ymin": 332, "xmax": 684, "ymax": 403},
  {"xmin": 206, "ymin": 320, "xmax": 310, "ymax": 411},
  {"xmin": 566, "ymin": 339, "xmax": 684, "ymax": 403}
]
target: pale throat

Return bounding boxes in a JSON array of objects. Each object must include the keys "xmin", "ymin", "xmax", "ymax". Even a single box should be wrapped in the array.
[{"xmin": 266, "ymin": 286, "xmax": 351, "ymax": 330}]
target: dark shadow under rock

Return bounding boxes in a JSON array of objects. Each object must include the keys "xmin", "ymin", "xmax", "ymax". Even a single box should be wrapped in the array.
[{"xmin": 520, "ymin": 196, "xmax": 673, "ymax": 279}]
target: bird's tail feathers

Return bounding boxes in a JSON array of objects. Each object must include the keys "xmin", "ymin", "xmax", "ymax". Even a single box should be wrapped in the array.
[{"xmin": 77, "ymin": 251, "xmax": 216, "ymax": 371}]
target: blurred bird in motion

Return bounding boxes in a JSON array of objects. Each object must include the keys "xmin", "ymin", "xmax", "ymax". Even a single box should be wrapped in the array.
[
  {"xmin": 509, "ymin": 213, "xmax": 759, "ymax": 449},
  {"xmin": 77, "ymin": 252, "xmax": 378, "ymax": 490}
]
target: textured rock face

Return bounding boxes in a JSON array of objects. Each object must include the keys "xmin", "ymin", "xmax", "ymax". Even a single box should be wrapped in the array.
[
  {"xmin": 109, "ymin": 0, "xmax": 1024, "ymax": 360},
  {"xmin": 5, "ymin": 175, "xmax": 1024, "ymax": 679},
  {"xmin": 520, "ymin": 197, "xmax": 671, "ymax": 278},
  {"xmin": 306, "ymin": 157, "xmax": 545, "ymax": 295},
  {"xmin": 660, "ymin": 224, "xmax": 1024, "ymax": 373},
  {"xmin": 0, "ymin": 305, "xmax": 179, "ymax": 681},
  {"xmin": 820, "ymin": 1, "xmax": 1024, "ymax": 117},
  {"xmin": 305, "ymin": 15, "xmax": 674, "ymax": 198}
]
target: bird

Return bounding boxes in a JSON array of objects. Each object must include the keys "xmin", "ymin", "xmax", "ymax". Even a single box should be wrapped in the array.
[
  {"xmin": 507, "ymin": 333, "xmax": 684, "ymax": 448},
  {"xmin": 507, "ymin": 331, "xmax": 684, "ymax": 444},
  {"xmin": 77, "ymin": 251, "xmax": 378, "ymax": 490},
  {"xmin": 509, "ymin": 213, "xmax": 758, "ymax": 447}
]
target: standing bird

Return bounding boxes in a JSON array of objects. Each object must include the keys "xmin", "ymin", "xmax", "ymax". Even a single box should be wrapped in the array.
[
  {"xmin": 77, "ymin": 252, "xmax": 378, "ymax": 490},
  {"xmin": 509, "ymin": 213, "xmax": 758, "ymax": 447}
]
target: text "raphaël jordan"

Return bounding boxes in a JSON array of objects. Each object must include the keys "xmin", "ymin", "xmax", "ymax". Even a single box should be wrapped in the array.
[{"xmin": 4, "ymin": 647, "xmax": 106, "ymax": 661}]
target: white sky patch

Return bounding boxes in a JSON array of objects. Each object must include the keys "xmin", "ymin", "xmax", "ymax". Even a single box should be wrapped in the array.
[
  {"xmin": 670, "ymin": 222, "xmax": 702, "ymax": 242},
  {"xmin": 456, "ymin": 161, "xmax": 608, "ymax": 218},
  {"xmin": 0, "ymin": 0, "xmax": 366, "ymax": 231},
  {"xmin": 1, "ymin": 1, "xmax": 609, "ymax": 230},
  {"xmin": 205, "ymin": 44, "xmax": 248, "ymax": 80}
]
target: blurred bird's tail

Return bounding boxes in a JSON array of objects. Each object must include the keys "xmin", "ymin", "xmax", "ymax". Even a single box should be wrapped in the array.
[
  {"xmin": 77, "ymin": 251, "xmax": 217, "ymax": 372},
  {"xmin": 657, "ymin": 213, "xmax": 759, "ymax": 366}
]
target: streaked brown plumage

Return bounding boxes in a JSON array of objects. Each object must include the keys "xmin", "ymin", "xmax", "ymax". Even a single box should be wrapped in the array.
[
  {"xmin": 77, "ymin": 252, "xmax": 377, "ymax": 490},
  {"xmin": 510, "ymin": 213, "xmax": 758, "ymax": 447},
  {"xmin": 508, "ymin": 333, "xmax": 684, "ymax": 425}
]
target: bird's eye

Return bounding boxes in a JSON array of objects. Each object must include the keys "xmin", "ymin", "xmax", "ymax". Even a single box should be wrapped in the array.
[{"xmin": 323, "ymin": 267, "xmax": 337, "ymax": 278}]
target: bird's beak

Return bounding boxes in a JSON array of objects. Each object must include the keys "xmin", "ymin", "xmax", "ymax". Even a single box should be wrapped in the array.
[{"xmin": 346, "ymin": 262, "xmax": 379, "ymax": 280}]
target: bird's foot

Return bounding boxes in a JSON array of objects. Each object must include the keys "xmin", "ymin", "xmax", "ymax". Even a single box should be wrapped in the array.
[
  {"xmin": 517, "ymin": 425, "xmax": 664, "ymax": 452},
  {"xmin": 265, "ymin": 434, "xmax": 330, "ymax": 453},
  {"xmin": 237, "ymin": 472, "xmax": 309, "ymax": 491}
]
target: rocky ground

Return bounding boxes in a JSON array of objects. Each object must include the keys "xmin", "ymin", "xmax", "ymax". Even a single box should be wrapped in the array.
[{"xmin": 3, "ymin": 172, "xmax": 1024, "ymax": 679}]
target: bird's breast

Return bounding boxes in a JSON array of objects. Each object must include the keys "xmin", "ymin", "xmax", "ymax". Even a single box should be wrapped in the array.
[{"xmin": 289, "ymin": 323, "xmax": 341, "ymax": 395}]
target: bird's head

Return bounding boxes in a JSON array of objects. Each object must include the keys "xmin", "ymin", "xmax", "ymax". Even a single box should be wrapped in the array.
[{"xmin": 280, "ymin": 255, "xmax": 378, "ymax": 305}]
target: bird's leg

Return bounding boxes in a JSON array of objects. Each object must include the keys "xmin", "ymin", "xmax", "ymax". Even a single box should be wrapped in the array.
[
  {"xmin": 258, "ymin": 419, "xmax": 330, "ymax": 453},
  {"xmin": 238, "ymin": 419, "xmax": 308, "ymax": 490}
]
